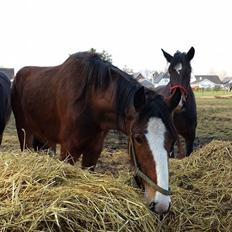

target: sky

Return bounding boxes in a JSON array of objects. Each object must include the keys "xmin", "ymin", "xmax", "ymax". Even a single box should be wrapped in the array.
[{"xmin": 1, "ymin": 0, "xmax": 232, "ymax": 78}]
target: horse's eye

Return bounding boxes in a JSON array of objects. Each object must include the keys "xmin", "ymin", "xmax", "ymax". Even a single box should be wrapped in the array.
[{"xmin": 134, "ymin": 134, "xmax": 145, "ymax": 144}]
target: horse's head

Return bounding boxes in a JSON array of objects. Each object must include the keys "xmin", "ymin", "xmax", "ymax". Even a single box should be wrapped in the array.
[
  {"xmin": 161, "ymin": 47, "xmax": 195, "ymax": 111},
  {"xmin": 127, "ymin": 86, "xmax": 181, "ymax": 214}
]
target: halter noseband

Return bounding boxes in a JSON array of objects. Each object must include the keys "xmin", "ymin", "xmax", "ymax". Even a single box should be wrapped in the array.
[
  {"xmin": 128, "ymin": 134, "xmax": 171, "ymax": 196},
  {"xmin": 170, "ymin": 84, "xmax": 188, "ymax": 97}
]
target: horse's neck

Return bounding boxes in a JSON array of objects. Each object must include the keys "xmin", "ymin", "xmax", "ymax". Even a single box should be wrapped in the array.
[
  {"xmin": 155, "ymin": 83, "xmax": 170, "ymax": 97},
  {"xmin": 94, "ymin": 83, "xmax": 131, "ymax": 135}
]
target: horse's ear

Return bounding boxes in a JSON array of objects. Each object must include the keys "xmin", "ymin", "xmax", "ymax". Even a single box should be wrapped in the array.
[
  {"xmin": 134, "ymin": 86, "xmax": 146, "ymax": 112},
  {"xmin": 165, "ymin": 88, "xmax": 181, "ymax": 112},
  {"xmin": 187, "ymin": 47, "xmax": 195, "ymax": 61},
  {"xmin": 161, "ymin": 49, "xmax": 173, "ymax": 63}
]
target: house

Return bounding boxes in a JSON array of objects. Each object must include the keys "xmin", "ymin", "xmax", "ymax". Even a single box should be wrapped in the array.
[
  {"xmin": 191, "ymin": 75, "xmax": 222, "ymax": 89},
  {"xmin": 152, "ymin": 72, "xmax": 170, "ymax": 88},
  {"xmin": 138, "ymin": 79, "xmax": 155, "ymax": 90},
  {"xmin": 133, "ymin": 72, "xmax": 145, "ymax": 81},
  {"xmin": 222, "ymin": 77, "xmax": 232, "ymax": 85},
  {"xmin": 0, "ymin": 68, "xmax": 14, "ymax": 80},
  {"xmin": 222, "ymin": 77, "xmax": 232, "ymax": 91},
  {"xmin": 132, "ymin": 72, "xmax": 155, "ymax": 89}
]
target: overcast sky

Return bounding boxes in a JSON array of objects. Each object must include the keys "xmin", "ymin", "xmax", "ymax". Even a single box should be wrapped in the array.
[{"xmin": 1, "ymin": 0, "xmax": 232, "ymax": 77}]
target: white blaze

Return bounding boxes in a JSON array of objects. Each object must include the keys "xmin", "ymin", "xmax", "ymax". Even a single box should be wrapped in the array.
[
  {"xmin": 145, "ymin": 117, "xmax": 171, "ymax": 213},
  {"xmin": 175, "ymin": 63, "xmax": 182, "ymax": 74},
  {"xmin": 178, "ymin": 95, "xmax": 184, "ymax": 109}
]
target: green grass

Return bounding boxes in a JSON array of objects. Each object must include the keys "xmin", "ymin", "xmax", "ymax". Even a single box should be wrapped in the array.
[
  {"xmin": 196, "ymin": 97, "xmax": 232, "ymax": 146},
  {"xmin": 194, "ymin": 90, "xmax": 232, "ymax": 97}
]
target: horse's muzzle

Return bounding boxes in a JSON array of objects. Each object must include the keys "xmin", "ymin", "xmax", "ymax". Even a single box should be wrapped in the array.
[{"xmin": 149, "ymin": 201, "xmax": 171, "ymax": 215}]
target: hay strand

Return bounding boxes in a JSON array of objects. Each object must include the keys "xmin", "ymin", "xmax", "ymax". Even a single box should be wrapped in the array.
[{"xmin": 0, "ymin": 140, "xmax": 231, "ymax": 231}]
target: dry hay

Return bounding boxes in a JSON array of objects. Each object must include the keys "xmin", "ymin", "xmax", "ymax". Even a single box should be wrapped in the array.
[
  {"xmin": 0, "ymin": 151, "xmax": 157, "ymax": 232},
  {"xmin": 0, "ymin": 140, "xmax": 231, "ymax": 231},
  {"xmin": 168, "ymin": 140, "xmax": 232, "ymax": 231}
]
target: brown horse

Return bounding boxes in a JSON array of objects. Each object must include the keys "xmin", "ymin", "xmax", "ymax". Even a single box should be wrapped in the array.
[
  {"xmin": 11, "ymin": 52, "xmax": 181, "ymax": 214},
  {"xmin": 155, "ymin": 47, "xmax": 197, "ymax": 157},
  {"xmin": 0, "ymin": 72, "xmax": 11, "ymax": 145}
]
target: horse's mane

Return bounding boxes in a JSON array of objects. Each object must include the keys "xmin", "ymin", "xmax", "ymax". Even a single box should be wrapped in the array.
[
  {"xmin": 67, "ymin": 52, "xmax": 142, "ymax": 126},
  {"xmin": 66, "ymin": 52, "xmax": 175, "ymax": 133},
  {"xmin": 140, "ymin": 89, "xmax": 178, "ymax": 139}
]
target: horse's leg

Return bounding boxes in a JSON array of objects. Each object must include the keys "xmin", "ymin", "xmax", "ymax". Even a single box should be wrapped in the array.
[
  {"xmin": 60, "ymin": 144, "xmax": 81, "ymax": 165},
  {"xmin": 33, "ymin": 137, "xmax": 56, "ymax": 155},
  {"xmin": 0, "ymin": 123, "xmax": 6, "ymax": 145},
  {"xmin": 82, "ymin": 132, "xmax": 107, "ymax": 171},
  {"xmin": 33, "ymin": 137, "xmax": 49, "ymax": 151},
  {"xmin": 13, "ymin": 118, "xmax": 34, "ymax": 151},
  {"xmin": 11, "ymin": 89, "xmax": 28, "ymax": 151},
  {"xmin": 14, "ymin": 120, "xmax": 34, "ymax": 150},
  {"xmin": 179, "ymin": 126, "xmax": 196, "ymax": 157},
  {"xmin": 185, "ymin": 129, "xmax": 196, "ymax": 156}
]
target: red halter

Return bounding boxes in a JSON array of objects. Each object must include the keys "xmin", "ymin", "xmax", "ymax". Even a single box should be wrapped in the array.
[{"xmin": 170, "ymin": 84, "xmax": 188, "ymax": 96}]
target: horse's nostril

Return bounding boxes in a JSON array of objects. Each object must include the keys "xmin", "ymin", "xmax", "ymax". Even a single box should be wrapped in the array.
[
  {"xmin": 149, "ymin": 202, "xmax": 171, "ymax": 214},
  {"xmin": 168, "ymin": 203, "xmax": 171, "ymax": 211},
  {"xmin": 149, "ymin": 202, "xmax": 157, "ymax": 212}
]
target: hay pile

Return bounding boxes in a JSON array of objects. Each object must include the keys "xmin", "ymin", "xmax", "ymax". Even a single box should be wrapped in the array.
[
  {"xmin": 0, "ymin": 140, "xmax": 232, "ymax": 231},
  {"xmin": 168, "ymin": 140, "xmax": 232, "ymax": 231},
  {"xmin": 0, "ymin": 151, "xmax": 157, "ymax": 232}
]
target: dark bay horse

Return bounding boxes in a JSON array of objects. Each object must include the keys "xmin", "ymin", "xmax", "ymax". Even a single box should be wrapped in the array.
[
  {"xmin": 11, "ymin": 52, "xmax": 181, "ymax": 214},
  {"xmin": 155, "ymin": 47, "xmax": 197, "ymax": 157},
  {"xmin": 0, "ymin": 72, "xmax": 11, "ymax": 145}
]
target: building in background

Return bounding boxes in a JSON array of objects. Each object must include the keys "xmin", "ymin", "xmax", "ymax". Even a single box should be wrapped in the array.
[
  {"xmin": 190, "ymin": 75, "xmax": 222, "ymax": 89},
  {"xmin": 152, "ymin": 72, "xmax": 170, "ymax": 88},
  {"xmin": 0, "ymin": 68, "xmax": 14, "ymax": 80}
]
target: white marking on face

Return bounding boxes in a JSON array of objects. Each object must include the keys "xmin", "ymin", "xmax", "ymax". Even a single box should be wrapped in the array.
[
  {"xmin": 145, "ymin": 117, "xmax": 171, "ymax": 214},
  {"xmin": 175, "ymin": 63, "xmax": 182, "ymax": 74},
  {"xmin": 178, "ymin": 95, "xmax": 184, "ymax": 108}
]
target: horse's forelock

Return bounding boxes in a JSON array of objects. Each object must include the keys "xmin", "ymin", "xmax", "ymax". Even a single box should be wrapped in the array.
[
  {"xmin": 139, "ymin": 96, "xmax": 177, "ymax": 140},
  {"xmin": 170, "ymin": 51, "xmax": 192, "ymax": 69}
]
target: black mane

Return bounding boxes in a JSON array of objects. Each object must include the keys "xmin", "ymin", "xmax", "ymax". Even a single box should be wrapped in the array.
[
  {"xmin": 69, "ymin": 52, "xmax": 174, "ymax": 133},
  {"xmin": 139, "ymin": 90, "xmax": 177, "ymax": 139},
  {"xmin": 69, "ymin": 52, "xmax": 141, "ymax": 121}
]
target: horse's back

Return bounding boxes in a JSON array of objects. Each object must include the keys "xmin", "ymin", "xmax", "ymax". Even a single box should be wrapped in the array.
[
  {"xmin": 13, "ymin": 65, "xmax": 59, "ymax": 89},
  {"xmin": 12, "ymin": 65, "xmax": 62, "ymax": 126},
  {"xmin": 11, "ymin": 62, "xmax": 82, "ymax": 145}
]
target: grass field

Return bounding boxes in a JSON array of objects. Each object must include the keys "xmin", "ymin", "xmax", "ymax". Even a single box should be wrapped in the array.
[
  {"xmin": 196, "ymin": 97, "xmax": 232, "ymax": 147},
  {"xmin": 194, "ymin": 90, "xmax": 232, "ymax": 97}
]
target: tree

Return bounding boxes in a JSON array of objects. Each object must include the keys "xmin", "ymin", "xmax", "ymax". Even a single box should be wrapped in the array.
[
  {"xmin": 122, "ymin": 65, "xmax": 134, "ymax": 75},
  {"xmin": 89, "ymin": 48, "xmax": 97, "ymax": 53},
  {"xmin": 89, "ymin": 48, "xmax": 112, "ymax": 63},
  {"xmin": 152, "ymin": 71, "xmax": 159, "ymax": 78},
  {"xmin": 101, "ymin": 50, "xmax": 112, "ymax": 63}
]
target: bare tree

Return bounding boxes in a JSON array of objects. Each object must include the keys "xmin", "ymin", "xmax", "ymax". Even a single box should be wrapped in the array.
[
  {"xmin": 122, "ymin": 65, "xmax": 134, "ymax": 75},
  {"xmin": 89, "ymin": 48, "xmax": 112, "ymax": 63}
]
